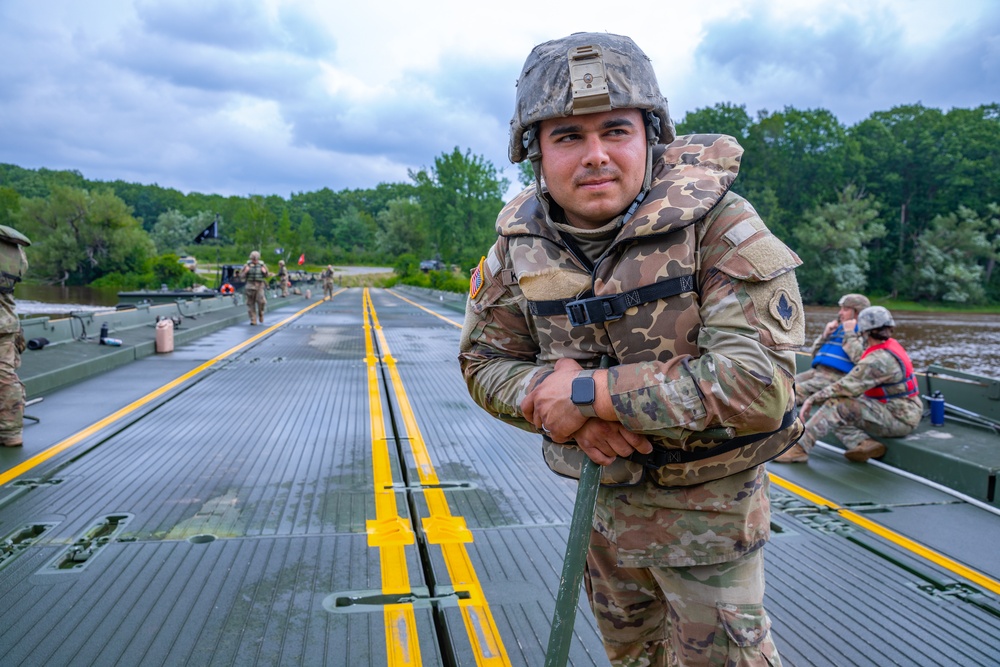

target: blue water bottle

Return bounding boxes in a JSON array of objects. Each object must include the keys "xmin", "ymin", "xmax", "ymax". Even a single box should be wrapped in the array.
[{"xmin": 928, "ymin": 391, "xmax": 945, "ymax": 426}]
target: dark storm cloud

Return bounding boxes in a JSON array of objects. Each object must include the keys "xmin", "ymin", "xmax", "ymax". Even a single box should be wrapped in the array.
[
  {"xmin": 694, "ymin": 7, "xmax": 1000, "ymax": 123},
  {"xmin": 284, "ymin": 50, "xmax": 517, "ymax": 170}
]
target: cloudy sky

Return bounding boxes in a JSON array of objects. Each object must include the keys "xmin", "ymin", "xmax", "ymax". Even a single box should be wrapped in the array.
[{"xmin": 1, "ymin": 0, "xmax": 998, "ymax": 202}]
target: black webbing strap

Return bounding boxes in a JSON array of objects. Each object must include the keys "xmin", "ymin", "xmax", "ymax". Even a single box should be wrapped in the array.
[
  {"xmin": 526, "ymin": 273, "xmax": 695, "ymax": 324},
  {"xmin": 632, "ymin": 409, "xmax": 797, "ymax": 467},
  {"xmin": 564, "ymin": 274, "xmax": 695, "ymax": 326}
]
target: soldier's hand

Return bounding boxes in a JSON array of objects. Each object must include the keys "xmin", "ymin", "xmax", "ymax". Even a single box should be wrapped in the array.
[
  {"xmin": 573, "ymin": 419, "xmax": 652, "ymax": 466},
  {"xmin": 822, "ymin": 319, "xmax": 839, "ymax": 337},
  {"xmin": 800, "ymin": 397, "xmax": 814, "ymax": 421},
  {"xmin": 842, "ymin": 318, "xmax": 857, "ymax": 332},
  {"xmin": 521, "ymin": 358, "xmax": 588, "ymax": 441}
]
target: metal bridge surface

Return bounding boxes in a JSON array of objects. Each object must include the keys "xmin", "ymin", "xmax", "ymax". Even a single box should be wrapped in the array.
[{"xmin": 0, "ymin": 288, "xmax": 998, "ymax": 666}]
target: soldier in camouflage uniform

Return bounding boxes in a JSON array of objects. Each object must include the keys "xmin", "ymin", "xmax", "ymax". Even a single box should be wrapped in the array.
[
  {"xmin": 0, "ymin": 226, "xmax": 30, "ymax": 447},
  {"xmin": 321, "ymin": 265, "xmax": 335, "ymax": 299},
  {"xmin": 277, "ymin": 260, "xmax": 289, "ymax": 297},
  {"xmin": 239, "ymin": 250, "xmax": 269, "ymax": 325},
  {"xmin": 777, "ymin": 306, "xmax": 922, "ymax": 464},
  {"xmin": 793, "ymin": 293, "xmax": 869, "ymax": 404},
  {"xmin": 459, "ymin": 33, "xmax": 805, "ymax": 666}
]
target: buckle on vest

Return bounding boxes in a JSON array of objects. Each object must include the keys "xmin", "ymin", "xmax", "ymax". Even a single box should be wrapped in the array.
[{"xmin": 566, "ymin": 295, "xmax": 623, "ymax": 327}]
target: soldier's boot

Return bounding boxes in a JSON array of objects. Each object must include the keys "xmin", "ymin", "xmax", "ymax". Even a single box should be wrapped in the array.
[
  {"xmin": 844, "ymin": 439, "xmax": 886, "ymax": 462},
  {"xmin": 773, "ymin": 443, "xmax": 808, "ymax": 464},
  {"xmin": 1, "ymin": 437, "xmax": 22, "ymax": 447}
]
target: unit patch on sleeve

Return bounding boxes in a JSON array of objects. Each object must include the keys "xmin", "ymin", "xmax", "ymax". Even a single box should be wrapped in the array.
[
  {"xmin": 769, "ymin": 286, "xmax": 799, "ymax": 331},
  {"xmin": 469, "ymin": 256, "xmax": 486, "ymax": 299}
]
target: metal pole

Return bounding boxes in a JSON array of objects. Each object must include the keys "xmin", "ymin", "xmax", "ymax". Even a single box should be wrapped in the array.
[
  {"xmin": 544, "ymin": 457, "xmax": 600, "ymax": 667},
  {"xmin": 545, "ymin": 354, "xmax": 611, "ymax": 667}
]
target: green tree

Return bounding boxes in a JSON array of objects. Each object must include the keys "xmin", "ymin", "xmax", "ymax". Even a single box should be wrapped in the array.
[
  {"xmin": 293, "ymin": 212, "xmax": 317, "ymax": 265},
  {"xmin": 375, "ymin": 198, "xmax": 428, "ymax": 258},
  {"xmin": 17, "ymin": 185, "xmax": 155, "ymax": 284},
  {"xmin": 740, "ymin": 107, "xmax": 854, "ymax": 241},
  {"xmin": 910, "ymin": 205, "xmax": 996, "ymax": 303},
  {"xmin": 792, "ymin": 185, "xmax": 886, "ymax": 303},
  {"xmin": 151, "ymin": 209, "xmax": 214, "ymax": 254},
  {"xmin": 675, "ymin": 103, "xmax": 754, "ymax": 141},
  {"xmin": 410, "ymin": 147, "xmax": 509, "ymax": 267},
  {"xmin": 233, "ymin": 195, "xmax": 276, "ymax": 255},
  {"xmin": 0, "ymin": 186, "xmax": 20, "ymax": 228}
]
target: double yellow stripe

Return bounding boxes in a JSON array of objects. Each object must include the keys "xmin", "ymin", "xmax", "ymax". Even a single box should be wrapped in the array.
[{"xmin": 364, "ymin": 289, "xmax": 510, "ymax": 666}]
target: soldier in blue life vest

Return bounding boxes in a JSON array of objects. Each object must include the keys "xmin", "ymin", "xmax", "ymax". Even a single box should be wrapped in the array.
[
  {"xmin": 793, "ymin": 293, "xmax": 870, "ymax": 405},
  {"xmin": 0, "ymin": 225, "xmax": 30, "ymax": 447},
  {"xmin": 775, "ymin": 305, "xmax": 921, "ymax": 464}
]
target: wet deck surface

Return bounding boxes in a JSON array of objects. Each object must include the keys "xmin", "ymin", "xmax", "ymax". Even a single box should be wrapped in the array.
[{"xmin": 1, "ymin": 288, "xmax": 998, "ymax": 666}]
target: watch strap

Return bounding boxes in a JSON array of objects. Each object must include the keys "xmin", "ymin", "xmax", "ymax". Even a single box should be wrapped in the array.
[{"xmin": 574, "ymin": 370, "xmax": 598, "ymax": 418}]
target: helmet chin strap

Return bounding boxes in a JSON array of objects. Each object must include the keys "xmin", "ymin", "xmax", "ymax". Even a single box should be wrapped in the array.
[{"xmin": 523, "ymin": 114, "xmax": 658, "ymax": 227}]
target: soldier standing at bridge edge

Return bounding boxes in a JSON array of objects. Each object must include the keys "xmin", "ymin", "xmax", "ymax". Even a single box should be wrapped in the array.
[
  {"xmin": 0, "ymin": 225, "xmax": 29, "ymax": 448},
  {"xmin": 459, "ymin": 33, "xmax": 806, "ymax": 665}
]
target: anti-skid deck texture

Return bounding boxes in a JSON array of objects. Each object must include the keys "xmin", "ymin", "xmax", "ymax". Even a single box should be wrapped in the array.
[{"xmin": 0, "ymin": 288, "xmax": 997, "ymax": 666}]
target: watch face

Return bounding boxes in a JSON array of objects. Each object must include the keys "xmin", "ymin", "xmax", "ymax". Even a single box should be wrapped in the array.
[{"xmin": 572, "ymin": 376, "xmax": 596, "ymax": 405}]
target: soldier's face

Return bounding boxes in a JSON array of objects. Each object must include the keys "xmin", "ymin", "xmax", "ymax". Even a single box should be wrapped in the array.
[{"xmin": 538, "ymin": 108, "xmax": 646, "ymax": 230}]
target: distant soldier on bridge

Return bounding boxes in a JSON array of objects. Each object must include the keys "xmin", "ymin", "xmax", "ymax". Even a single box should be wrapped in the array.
[
  {"xmin": 0, "ymin": 225, "xmax": 30, "ymax": 447},
  {"xmin": 239, "ymin": 250, "xmax": 269, "ymax": 326}
]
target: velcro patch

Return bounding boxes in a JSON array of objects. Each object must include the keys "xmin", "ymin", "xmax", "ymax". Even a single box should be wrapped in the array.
[
  {"xmin": 469, "ymin": 256, "xmax": 485, "ymax": 299},
  {"xmin": 769, "ymin": 287, "xmax": 798, "ymax": 331}
]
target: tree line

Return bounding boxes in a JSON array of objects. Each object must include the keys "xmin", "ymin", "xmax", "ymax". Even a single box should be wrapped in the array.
[{"xmin": 1, "ymin": 102, "xmax": 998, "ymax": 304}]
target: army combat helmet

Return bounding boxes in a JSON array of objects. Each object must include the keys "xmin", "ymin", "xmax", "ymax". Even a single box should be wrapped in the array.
[
  {"xmin": 838, "ymin": 293, "xmax": 871, "ymax": 313},
  {"xmin": 509, "ymin": 32, "xmax": 675, "ymax": 163},
  {"xmin": 510, "ymin": 33, "xmax": 676, "ymax": 217},
  {"xmin": 857, "ymin": 306, "xmax": 895, "ymax": 333}
]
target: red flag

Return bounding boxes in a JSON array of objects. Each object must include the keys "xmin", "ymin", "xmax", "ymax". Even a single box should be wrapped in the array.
[{"xmin": 297, "ymin": 254, "xmax": 305, "ymax": 265}]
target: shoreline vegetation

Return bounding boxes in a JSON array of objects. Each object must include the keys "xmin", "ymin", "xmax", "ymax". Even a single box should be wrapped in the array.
[{"xmin": 2, "ymin": 101, "xmax": 998, "ymax": 310}]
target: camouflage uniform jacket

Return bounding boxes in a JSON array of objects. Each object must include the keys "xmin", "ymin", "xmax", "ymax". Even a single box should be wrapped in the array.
[
  {"xmin": 459, "ymin": 135, "xmax": 805, "ymax": 566},
  {"xmin": 0, "ymin": 229, "xmax": 29, "ymax": 335},
  {"xmin": 808, "ymin": 342, "xmax": 923, "ymax": 428}
]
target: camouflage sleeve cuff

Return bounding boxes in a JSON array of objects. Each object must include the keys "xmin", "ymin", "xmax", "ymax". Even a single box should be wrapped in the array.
[{"xmin": 606, "ymin": 364, "xmax": 707, "ymax": 432}]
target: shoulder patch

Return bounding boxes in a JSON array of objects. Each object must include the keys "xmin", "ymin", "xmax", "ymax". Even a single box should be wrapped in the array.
[
  {"xmin": 769, "ymin": 287, "xmax": 799, "ymax": 331},
  {"xmin": 469, "ymin": 256, "xmax": 486, "ymax": 299}
]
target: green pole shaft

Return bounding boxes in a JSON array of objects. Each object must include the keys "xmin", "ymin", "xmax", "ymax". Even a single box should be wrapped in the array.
[
  {"xmin": 544, "ymin": 457, "xmax": 600, "ymax": 667},
  {"xmin": 545, "ymin": 354, "xmax": 610, "ymax": 667}
]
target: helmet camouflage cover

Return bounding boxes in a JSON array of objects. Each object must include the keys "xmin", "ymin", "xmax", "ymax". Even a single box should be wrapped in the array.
[
  {"xmin": 857, "ymin": 305, "xmax": 895, "ymax": 332},
  {"xmin": 838, "ymin": 293, "xmax": 871, "ymax": 312},
  {"xmin": 509, "ymin": 32, "xmax": 676, "ymax": 163}
]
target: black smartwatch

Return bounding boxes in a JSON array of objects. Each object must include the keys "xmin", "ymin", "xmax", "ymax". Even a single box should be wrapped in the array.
[{"xmin": 571, "ymin": 370, "xmax": 598, "ymax": 418}]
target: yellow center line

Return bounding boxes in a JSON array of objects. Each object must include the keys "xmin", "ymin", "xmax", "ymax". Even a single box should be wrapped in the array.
[
  {"xmin": 362, "ymin": 289, "xmax": 421, "ymax": 667},
  {"xmin": 0, "ymin": 294, "xmax": 338, "ymax": 487},
  {"xmin": 769, "ymin": 472, "xmax": 1000, "ymax": 596},
  {"xmin": 367, "ymin": 289, "xmax": 510, "ymax": 666}
]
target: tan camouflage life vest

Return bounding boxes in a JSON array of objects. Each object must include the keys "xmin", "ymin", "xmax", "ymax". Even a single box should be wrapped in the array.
[{"xmin": 494, "ymin": 135, "xmax": 802, "ymax": 487}]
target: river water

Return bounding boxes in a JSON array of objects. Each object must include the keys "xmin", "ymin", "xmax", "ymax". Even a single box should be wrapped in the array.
[
  {"xmin": 13, "ymin": 285, "xmax": 1000, "ymax": 379},
  {"xmin": 803, "ymin": 307, "xmax": 1000, "ymax": 379}
]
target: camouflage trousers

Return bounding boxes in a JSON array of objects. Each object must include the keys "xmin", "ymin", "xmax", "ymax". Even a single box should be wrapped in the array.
[
  {"xmin": 323, "ymin": 281, "xmax": 334, "ymax": 299},
  {"xmin": 244, "ymin": 284, "xmax": 267, "ymax": 324},
  {"xmin": 793, "ymin": 366, "xmax": 845, "ymax": 405},
  {"xmin": 0, "ymin": 334, "xmax": 25, "ymax": 445},
  {"xmin": 799, "ymin": 396, "xmax": 913, "ymax": 452},
  {"xmin": 585, "ymin": 532, "xmax": 781, "ymax": 667}
]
